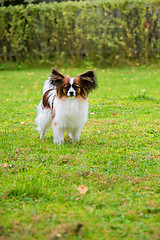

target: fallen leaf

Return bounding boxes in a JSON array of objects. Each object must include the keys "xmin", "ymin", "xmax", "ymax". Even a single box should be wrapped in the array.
[
  {"xmin": 28, "ymin": 72, "xmax": 34, "ymax": 76},
  {"xmin": 26, "ymin": 112, "xmax": 34, "ymax": 117},
  {"xmin": 77, "ymin": 185, "xmax": 88, "ymax": 195},
  {"xmin": 1, "ymin": 163, "xmax": 7, "ymax": 168},
  {"xmin": 62, "ymin": 159, "xmax": 67, "ymax": 163},
  {"xmin": 88, "ymin": 171, "xmax": 93, "ymax": 176},
  {"xmin": 15, "ymin": 148, "xmax": 20, "ymax": 153},
  {"xmin": 112, "ymin": 112, "xmax": 117, "ymax": 116},
  {"xmin": 56, "ymin": 233, "xmax": 62, "ymax": 238},
  {"xmin": 76, "ymin": 197, "xmax": 82, "ymax": 200}
]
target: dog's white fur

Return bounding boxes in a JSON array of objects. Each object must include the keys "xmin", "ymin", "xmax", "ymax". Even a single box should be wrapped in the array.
[
  {"xmin": 35, "ymin": 69, "xmax": 96, "ymax": 144},
  {"xmin": 35, "ymin": 80, "xmax": 88, "ymax": 144}
]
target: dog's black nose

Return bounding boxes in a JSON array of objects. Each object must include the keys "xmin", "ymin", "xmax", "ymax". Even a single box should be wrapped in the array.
[{"xmin": 69, "ymin": 91, "xmax": 74, "ymax": 96}]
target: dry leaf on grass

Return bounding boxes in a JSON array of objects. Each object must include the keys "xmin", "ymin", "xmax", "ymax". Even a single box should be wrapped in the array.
[
  {"xmin": 77, "ymin": 185, "xmax": 88, "ymax": 195},
  {"xmin": 15, "ymin": 148, "xmax": 20, "ymax": 153},
  {"xmin": 1, "ymin": 163, "xmax": 8, "ymax": 168}
]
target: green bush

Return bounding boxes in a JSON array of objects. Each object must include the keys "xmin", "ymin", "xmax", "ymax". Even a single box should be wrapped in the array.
[{"xmin": 0, "ymin": 0, "xmax": 160, "ymax": 65}]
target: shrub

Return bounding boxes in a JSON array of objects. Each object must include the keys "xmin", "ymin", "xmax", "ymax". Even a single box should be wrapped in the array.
[{"xmin": 0, "ymin": 0, "xmax": 159, "ymax": 65}]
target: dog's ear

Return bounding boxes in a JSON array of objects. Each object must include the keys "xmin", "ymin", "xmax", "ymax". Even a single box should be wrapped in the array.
[
  {"xmin": 50, "ymin": 68, "xmax": 65, "ymax": 85},
  {"xmin": 78, "ymin": 70, "xmax": 97, "ymax": 92}
]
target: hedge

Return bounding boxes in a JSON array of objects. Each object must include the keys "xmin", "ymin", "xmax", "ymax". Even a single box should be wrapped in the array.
[{"xmin": 0, "ymin": 0, "xmax": 160, "ymax": 65}]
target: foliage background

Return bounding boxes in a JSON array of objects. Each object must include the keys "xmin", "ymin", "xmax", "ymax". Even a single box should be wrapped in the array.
[{"xmin": 0, "ymin": 0, "xmax": 160, "ymax": 66}]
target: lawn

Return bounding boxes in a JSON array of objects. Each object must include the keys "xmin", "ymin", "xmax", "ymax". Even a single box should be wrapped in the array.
[{"xmin": 0, "ymin": 65, "xmax": 160, "ymax": 240}]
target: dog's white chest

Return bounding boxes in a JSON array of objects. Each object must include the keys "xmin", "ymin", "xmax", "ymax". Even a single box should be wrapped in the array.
[{"xmin": 54, "ymin": 98, "xmax": 88, "ymax": 129}]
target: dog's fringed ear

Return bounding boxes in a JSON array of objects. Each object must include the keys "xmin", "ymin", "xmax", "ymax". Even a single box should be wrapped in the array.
[
  {"xmin": 50, "ymin": 68, "xmax": 65, "ymax": 85},
  {"xmin": 78, "ymin": 70, "xmax": 97, "ymax": 92}
]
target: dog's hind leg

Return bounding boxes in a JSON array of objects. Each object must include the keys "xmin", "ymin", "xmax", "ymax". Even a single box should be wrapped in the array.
[{"xmin": 52, "ymin": 125, "xmax": 64, "ymax": 145}]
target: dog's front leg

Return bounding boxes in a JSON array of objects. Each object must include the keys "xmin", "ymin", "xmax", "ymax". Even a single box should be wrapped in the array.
[
  {"xmin": 71, "ymin": 128, "xmax": 81, "ymax": 143},
  {"xmin": 53, "ymin": 125, "xmax": 64, "ymax": 145}
]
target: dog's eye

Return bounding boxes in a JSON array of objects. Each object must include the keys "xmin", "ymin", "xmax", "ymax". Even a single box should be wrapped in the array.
[
  {"xmin": 64, "ymin": 84, "xmax": 69, "ymax": 89},
  {"xmin": 75, "ymin": 85, "xmax": 80, "ymax": 89}
]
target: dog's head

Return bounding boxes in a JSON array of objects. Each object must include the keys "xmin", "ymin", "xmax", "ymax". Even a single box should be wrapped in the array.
[{"xmin": 50, "ymin": 69, "xmax": 97, "ymax": 99}]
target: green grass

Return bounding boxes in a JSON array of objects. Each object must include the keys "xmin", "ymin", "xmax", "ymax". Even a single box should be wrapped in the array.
[{"xmin": 0, "ymin": 65, "xmax": 160, "ymax": 240}]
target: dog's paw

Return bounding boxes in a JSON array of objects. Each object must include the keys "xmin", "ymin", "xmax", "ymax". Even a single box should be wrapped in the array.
[
  {"xmin": 72, "ymin": 138, "xmax": 80, "ymax": 144},
  {"xmin": 54, "ymin": 139, "xmax": 64, "ymax": 145}
]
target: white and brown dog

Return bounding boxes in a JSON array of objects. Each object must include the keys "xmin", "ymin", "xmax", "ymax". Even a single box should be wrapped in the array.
[{"xmin": 35, "ymin": 69, "xmax": 97, "ymax": 144}]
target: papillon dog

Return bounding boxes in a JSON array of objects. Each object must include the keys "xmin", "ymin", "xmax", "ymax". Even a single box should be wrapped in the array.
[{"xmin": 35, "ymin": 68, "xmax": 97, "ymax": 144}]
